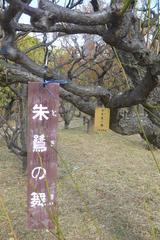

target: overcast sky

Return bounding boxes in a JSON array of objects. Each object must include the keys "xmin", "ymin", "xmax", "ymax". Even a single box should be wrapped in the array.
[{"xmin": 20, "ymin": 0, "xmax": 37, "ymax": 23}]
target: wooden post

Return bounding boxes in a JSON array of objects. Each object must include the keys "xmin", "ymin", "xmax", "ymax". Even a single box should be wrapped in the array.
[{"xmin": 27, "ymin": 82, "xmax": 59, "ymax": 229}]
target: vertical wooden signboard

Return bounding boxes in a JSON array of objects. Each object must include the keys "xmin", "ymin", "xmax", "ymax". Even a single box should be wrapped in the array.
[
  {"xmin": 94, "ymin": 107, "xmax": 110, "ymax": 132},
  {"xmin": 27, "ymin": 82, "xmax": 59, "ymax": 229}
]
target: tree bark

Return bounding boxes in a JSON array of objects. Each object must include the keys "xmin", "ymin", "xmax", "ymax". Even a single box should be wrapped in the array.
[
  {"xmin": 110, "ymin": 105, "xmax": 160, "ymax": 149},
  {"xmin": 19, "ymin": 85, "xmax": 27, "ymax": 171}
]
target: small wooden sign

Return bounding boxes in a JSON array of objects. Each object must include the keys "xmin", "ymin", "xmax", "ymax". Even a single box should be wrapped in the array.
[
  {"xmin": 94, "ymin": 107, "xmax": 110, "ymax": 132},
  {"xmin": 27, "ymin": 82, "xmax": 59, "ymax": 229}
]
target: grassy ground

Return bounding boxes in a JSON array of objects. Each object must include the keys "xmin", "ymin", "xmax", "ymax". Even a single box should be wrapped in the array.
[{"xmin": 0, "ymin": 125, "xmax": 160, "ymax": 240}]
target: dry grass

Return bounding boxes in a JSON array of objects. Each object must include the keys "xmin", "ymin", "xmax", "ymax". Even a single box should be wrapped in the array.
[{"xmin": 0, "ymin": 125, "xmax": 160, "ymax": 240}]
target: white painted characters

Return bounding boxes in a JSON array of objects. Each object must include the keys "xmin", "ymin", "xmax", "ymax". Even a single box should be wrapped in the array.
[
  {"xmin": 32, "ymin": 104, "xmax": 49, "ymax": 120},
  {"xmin": 33, "ymin": 134, "xmax": 47, "ymax": 152},
  {"xmin": 51, "ymin": 110, "xmax": 57, "ymax": 117},
  {"xmin": 32, "ymin": 104, "xmax": 57, "ymax": 120},
  {"xmin": 30, "ymin": 192, "xmax": 46, "ymax": 208},
  {"xmin": 31, "ymin": 167, "xmax": 46, "ymax": 181},
  {"xmin": 30, "ymin": 192, "xmax": 55, "ymax": 208}
]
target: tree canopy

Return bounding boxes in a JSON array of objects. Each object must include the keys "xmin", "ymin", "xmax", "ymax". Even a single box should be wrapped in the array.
[
  {"xmin": 0, "ymin": 0, "xmax": 159, "ymax": 106},
  {"xmin": 0, "ymin": 0, "xmax": 160, "ymax": 157}
]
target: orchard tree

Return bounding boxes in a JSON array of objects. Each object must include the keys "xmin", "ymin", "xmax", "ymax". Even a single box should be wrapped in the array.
[
  {"xmin": 0, "ymin": 0, "xmax": 160, "ymax": 168},
  {"xmin": 59, "ymin": 99, "xmax": 76, "ymax": 129}
]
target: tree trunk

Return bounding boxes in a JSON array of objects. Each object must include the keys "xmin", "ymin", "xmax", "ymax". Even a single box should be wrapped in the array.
[
  {"xmin": 64, "ymin": 120, "xmax": 69, "ymax": 129},
  {"xmin": 19, "ymin": 85, "xmax": 27, "ymax": 171},
  {"xmin": 110, "ymin": 105, "xmax": 160, "ymax": 149},
  {"xmin": 87, "ymin": 116, "xmax": 94, "ymax": 133}
]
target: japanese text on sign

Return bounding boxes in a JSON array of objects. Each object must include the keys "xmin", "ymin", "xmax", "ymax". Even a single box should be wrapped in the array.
[
  {"xmin": 94, "ymin": 107, "xmax": 110, "ymax": 132},
  {"xmin": 27, "ymin": 82, "xmax": 59, "ymax": 229}
]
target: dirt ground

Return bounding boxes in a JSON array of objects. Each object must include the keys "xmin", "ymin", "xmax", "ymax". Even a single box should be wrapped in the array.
[{"xmin": 0, "ymin": 126, "xmax": 160, "ymax": 240}]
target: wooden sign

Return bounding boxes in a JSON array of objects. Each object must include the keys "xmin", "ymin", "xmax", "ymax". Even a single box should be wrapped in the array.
[
  {"xmin": 27, "ymin": 82, "xmax": 59, "ymax": 229},
  {"xmin": 94, "ymin": 107, "xmax": 110, "ymax": 132}
]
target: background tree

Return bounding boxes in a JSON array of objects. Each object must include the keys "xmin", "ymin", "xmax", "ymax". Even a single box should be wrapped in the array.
[{"xmin": 59, "ymin": 99, "xmax": 76, "ymax": 129}]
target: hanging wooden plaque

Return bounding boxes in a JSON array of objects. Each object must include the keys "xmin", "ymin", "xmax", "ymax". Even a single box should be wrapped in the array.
[{"xmin": 27, "ymin": 82, "xmax": 59, "ymax": 229}]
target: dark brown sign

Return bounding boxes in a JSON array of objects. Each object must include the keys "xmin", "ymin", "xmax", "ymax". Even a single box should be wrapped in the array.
[{"xmin": 27, "ymin": 82, "xmax": 59, "ymax": 229}]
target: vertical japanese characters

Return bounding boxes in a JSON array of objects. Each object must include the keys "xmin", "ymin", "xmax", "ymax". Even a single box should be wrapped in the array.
[
  {"xmin": 94, "ymin": 107, "xmax": 110, "ymax": 132},
  {"xmin": 27, "ymin": 83, "xmax": 59, "ymax": 229}
]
